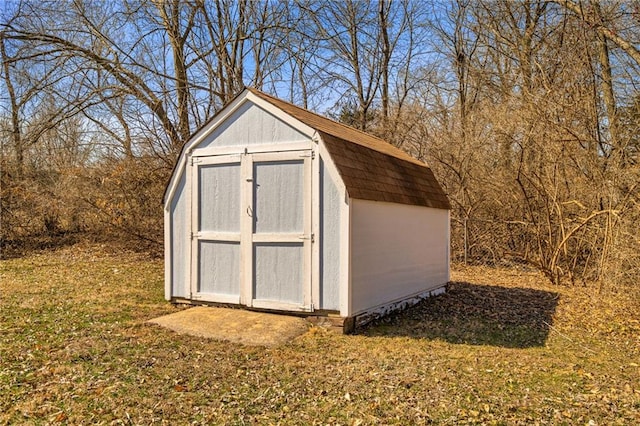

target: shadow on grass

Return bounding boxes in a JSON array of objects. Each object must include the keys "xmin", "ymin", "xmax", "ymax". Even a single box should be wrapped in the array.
[
  {"xmin": 362, "ymin": 281, "xmax": 559, "ymax": 348},
  {"xmin": 0, "ymin": 232, "xmax": 162, "ymax": 260},
  {"xmin": 0, "ymin": 233, "xmax": 82, "ymax": 260}
]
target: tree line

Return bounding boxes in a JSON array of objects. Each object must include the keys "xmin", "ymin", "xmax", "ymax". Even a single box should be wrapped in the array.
[{"xmin": 1, "ymin": 0, "xmax": 639, "ymax": 287}]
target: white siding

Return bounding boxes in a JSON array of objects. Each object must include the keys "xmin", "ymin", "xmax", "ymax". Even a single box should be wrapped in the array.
[
  {"xmin": 198, "ymin": 102, "xmax": 309, "ymax": 148},
  {"xmin": 319, "ymin": 158, "xmax": 341, "ymax": 311},
  {"xmin": 169, "ymin": 171, "xmax": 189, "ymax": 298},
  {"xmin": 350, "ymin": 199, "xmax": 449, "ymax": 315}
]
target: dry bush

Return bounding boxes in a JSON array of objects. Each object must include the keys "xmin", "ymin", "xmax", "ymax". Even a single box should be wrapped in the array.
[
  {"xmin": 385, "ymin": 3, "xmax": 640, "ymax": 288},
  {"xmin": 0, "ymin": 155, "xmax": 169, "ymax": 258},
  {"xmin": 1, "ymin": 164, "xmax": 86, "ymax": 247},
  {"xmin": 77, "ymin": 157, "xmax": 169, "ymax": 253}
]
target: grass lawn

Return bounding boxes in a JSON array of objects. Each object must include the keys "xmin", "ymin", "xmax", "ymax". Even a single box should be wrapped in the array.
[{"xmin": 1, "ymin": 243, "xmax": 639, "ymax": 425}]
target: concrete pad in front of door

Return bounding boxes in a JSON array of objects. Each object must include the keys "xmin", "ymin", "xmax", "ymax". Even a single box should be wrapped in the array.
[{"xmin": 147, "ymin": 306, "xmax": 310, "ymax": 347}]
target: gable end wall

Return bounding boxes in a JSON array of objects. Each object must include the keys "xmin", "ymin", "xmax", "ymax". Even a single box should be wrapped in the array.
[{"xmin": 197, "ymin": 102, "xmax": 310, "ymax": 149}]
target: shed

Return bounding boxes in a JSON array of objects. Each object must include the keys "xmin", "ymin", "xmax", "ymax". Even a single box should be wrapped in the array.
[{"xmin": 163, "ymin": 88, "xmax": 451, "ymax": 332}]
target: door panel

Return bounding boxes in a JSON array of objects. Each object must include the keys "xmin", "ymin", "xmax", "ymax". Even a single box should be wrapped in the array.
[
  {"xmin": 253, "ymin": 161, "xmax": 304, "ymax": 233},
  {"xmin": 198, "ymin": 240, "xmax": 240, "ymax": 297},
  {"xmin": 250, "ymin": 154, "xmax": 311, "ymax": 310},
  {"xmin": 199, "ymin": 164, "xmax": 240, "ymax": 232},
  {"xmin": 192, "ymin": 156, "xmax": 242, "ymax": 303},
  {"xmin": 191, "ymin": 151, "xmax": 312, "ymax": 310},
  {"xmin": 253, "ymin": 242, "xmax": 304, "ymax": 304}
]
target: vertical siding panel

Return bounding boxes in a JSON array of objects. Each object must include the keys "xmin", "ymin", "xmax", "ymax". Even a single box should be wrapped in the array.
[
  {"xmin": 198, "ymin": 103, "xmax": 308, "ymax": 148},
  {"xmin": 320, "ymin": 158, "xmax": 341, "ymax": 310},
  {"xmin": 170, "ymin": 171, "xmax": 188, "ymax": 298}
]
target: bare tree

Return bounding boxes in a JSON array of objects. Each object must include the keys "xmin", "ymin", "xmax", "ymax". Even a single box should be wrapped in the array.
[
  {"xmin": 2, "ymin": 0, "xmax": 639, "ymax": 287},
  {"xmin": 307, "ymin": 0, "xmax": 382, "ymax": 130},
  {"xmin": 552, "ymin": 0, "xmax": 640, "ymax": 66}
]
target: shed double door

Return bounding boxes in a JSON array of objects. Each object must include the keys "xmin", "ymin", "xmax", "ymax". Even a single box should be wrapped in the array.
[{"xmin": 191, "ymin": 151, "xmax": 312, "ymax": 311}]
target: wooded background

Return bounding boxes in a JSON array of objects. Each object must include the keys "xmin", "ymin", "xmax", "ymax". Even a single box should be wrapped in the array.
[{"xmin": 1, "ymin": 0, "xmax": 639, "ymax": 288}]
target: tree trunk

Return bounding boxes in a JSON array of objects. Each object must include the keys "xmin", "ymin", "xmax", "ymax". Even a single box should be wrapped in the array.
[
  {"xmin": 379, "ymin": 0, "xmax": 391, "ymax": 130},
  {"xmin": 0, "ymin": 33, "xmax": 24, "ymax": 178}
]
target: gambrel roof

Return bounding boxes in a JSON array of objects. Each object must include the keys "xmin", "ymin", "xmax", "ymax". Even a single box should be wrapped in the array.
[
  {"xmin": 246, "ymin": 88, "xmax": 450, "ymax": 210},
  {"xmin": 165, "ymin": 88, "xmax": 450, "ymax": 210}
]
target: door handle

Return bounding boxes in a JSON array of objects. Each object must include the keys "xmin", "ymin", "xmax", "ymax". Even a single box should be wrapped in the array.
[{"xmin": 246, "ymin": 206, "xmax": 253, "ymax": 217}]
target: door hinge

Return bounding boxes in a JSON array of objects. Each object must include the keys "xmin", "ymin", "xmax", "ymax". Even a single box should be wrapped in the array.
[
  {"xmin": 299, "ymin": 233, "xmax": 315, "ymax": 243},
  {"xmin": 300, "ymin": 151, "xmax": 315, "ymax": 159}
]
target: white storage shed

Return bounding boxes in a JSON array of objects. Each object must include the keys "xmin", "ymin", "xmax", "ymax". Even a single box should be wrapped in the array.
[{"xmin": 164, "ymin": 88, "xmax": 450, "ymax": 332}]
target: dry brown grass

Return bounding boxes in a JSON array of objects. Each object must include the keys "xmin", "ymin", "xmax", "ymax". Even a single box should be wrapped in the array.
[{"xmin": 1, "ymin": 244, "xmax": 639, "ymax": 425}]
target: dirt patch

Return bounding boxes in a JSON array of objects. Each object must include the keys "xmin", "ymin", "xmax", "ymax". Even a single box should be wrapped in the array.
[{"xmin": 147, "ymin": 306, "xmax": 310, "ymax": 347}]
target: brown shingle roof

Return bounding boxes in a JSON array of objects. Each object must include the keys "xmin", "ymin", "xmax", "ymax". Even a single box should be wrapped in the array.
[{"xmin": 248, "ymin": 88, "xmax": 450, "ymax": 210}]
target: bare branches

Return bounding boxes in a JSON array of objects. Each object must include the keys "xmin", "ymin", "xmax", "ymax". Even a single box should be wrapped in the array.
[{"xmin": 551, "ymin": 0, "xmax": 640, "ymax": 66}]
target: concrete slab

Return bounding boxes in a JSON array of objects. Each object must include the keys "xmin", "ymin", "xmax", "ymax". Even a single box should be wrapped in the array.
[{"xmin": 147, "ymin": 306, "xmax": 310, "ymax": 347}]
